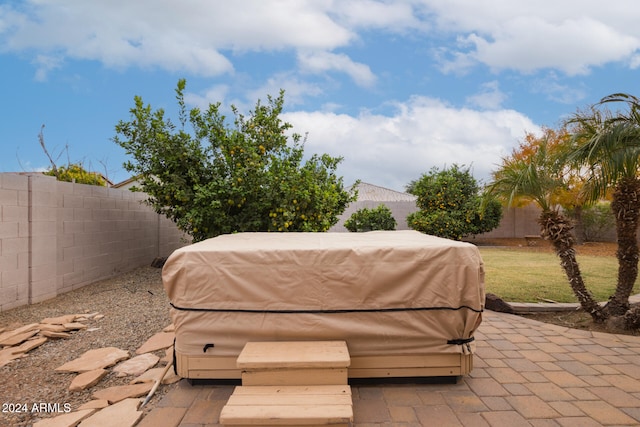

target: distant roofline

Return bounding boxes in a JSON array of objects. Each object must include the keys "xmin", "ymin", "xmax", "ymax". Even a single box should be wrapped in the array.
[{"xmin": 348, "ymin": 182, "xmax": 417, "ymax": 202}]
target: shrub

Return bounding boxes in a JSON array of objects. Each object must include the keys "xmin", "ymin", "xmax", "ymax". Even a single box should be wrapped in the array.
[
  {"xmin": 344, "ymin": 204, "xmax": 397, "ymax": 232},
  {"xmin": 406, "ymin": 164, "xmax": 502, "ymax": 240}
]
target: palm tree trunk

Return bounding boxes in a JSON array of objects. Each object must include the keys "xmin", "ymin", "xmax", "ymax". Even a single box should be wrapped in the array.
[
  {"xmin": 538, "ymin": 210, "xmax": 606, "ymax": 323},
  {"xmin": 607, "ymin": 177, "xmax": 640, "ymax": 316}
]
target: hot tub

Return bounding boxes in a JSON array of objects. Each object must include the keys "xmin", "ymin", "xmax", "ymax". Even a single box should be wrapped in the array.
[{"xmin": 163, "ymin": 231, "xmax": 484, "ymax": 380}]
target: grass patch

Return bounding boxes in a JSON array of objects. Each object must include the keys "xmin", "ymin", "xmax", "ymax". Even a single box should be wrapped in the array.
[{"xmin": 479, "ymin": 247, "xmax": 640, "ymax": 303}]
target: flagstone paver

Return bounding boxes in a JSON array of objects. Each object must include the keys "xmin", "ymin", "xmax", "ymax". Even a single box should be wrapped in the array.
[
  {"xmin": 55, "ymin": 347, "xmax": 129, "ymax": 373},
  {"xmin": 113, "ymin": 353, "xmax": 159, "ymax": 377},
  {"xmin": 91, "ymin": 382, "xmax": 153, "ymax": 403},
  {"xmin": 9, "ymin": 336, "xmax": 48, "ymax": 354},
  {"xmin": 131, "ymin": 366, "xmax": 181, "ymax": 385},
  {"xmin": 0, "ymin": 329, "xmax": 40, "ymax": 346},
  {"xmin": 142, "ymin": 310, "xmax": 640, "ymax": 426},
  {"xmin": 135, "ymin": 332, "xmax": 175, "ymax": 354},
  {"xmin": 69, "ymin": 368, "xmax": 108, "ymax": 391},
  {"xmin": 77, "ymin": 400, "xmax": 109, "ymax": 410},
  {"xmin": 41, "ymin": 315, "xmax": 78, "ymax": 325},
  {"xmin": 31, "ymin": 409, "xmax": 96, "ymax": 427},
  {"xmin": 77, "ymin": 398, "xmax": 143, "ymax": 427},
  {"xmin": 0, "ymin": 323, "xmax": 39, "ymax": 343}
]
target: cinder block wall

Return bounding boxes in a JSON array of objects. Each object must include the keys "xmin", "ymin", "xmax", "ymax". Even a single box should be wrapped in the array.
[
  {"xmin": 0, "ymin": 173, "xmax": 189, "ymax": 312},
  {"xmin": 473, "ymin": 205, "xmax": 542, "ymax": 239},
  {"xmin": 0, "ymin": 174, "xmax": 30, "ymax": 311}
]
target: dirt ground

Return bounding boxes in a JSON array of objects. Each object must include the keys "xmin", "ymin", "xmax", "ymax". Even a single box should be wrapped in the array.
[
  {"xmin": 0, "ymin": 267, "xmax": 171, "ymax": 427},
  {"xmin": 467, "ymin": 236, "xmax": 618, "ymax": 257}
]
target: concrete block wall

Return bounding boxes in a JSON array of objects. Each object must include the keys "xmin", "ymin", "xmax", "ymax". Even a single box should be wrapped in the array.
[
  {"xmin": 0, "ymin": 174, "xmax": 30, "ymax": 311},
  {"xmin": 473, "ymin": 204, "xmax": 542, "ymax": 239},
  {"xmin": 0, "ymin": 173, "xmax": 189, "ymax": 312}
]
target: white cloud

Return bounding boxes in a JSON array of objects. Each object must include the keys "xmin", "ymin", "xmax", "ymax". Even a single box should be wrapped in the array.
[
  {"xmin": 0, "ymin": 0, "xmax": 354, "ymax": 77},
  {"xmin": 283, "ymin": 96, "xmax": 540, "ymax": 191},
  {"xmin": 530, "ymin": 73, "xmax": 587, "ymax": 105},
  {"xmin": 466, "ymin": 81, "xmax": 507, "ymax": 110},
  {"xmin": 332, "ymin": 0, "xmax": 423, "ymax": 31},
  {"xmin": 32, "ymin": 54, "xmax": 63, "ymax": 82},
  {"xmin": 244, "ymin": 73, "xmax": 324, "ymax": 108},
  {"xmin": 4, "ymin": 0, "xmax": 640, "ymax": 83},
  {"xmin": 184, "ymin": 85, "xmax": 230, "ymax": 110},
  {"xmin": 298, "ymin": 51, "xmax": 377, "ymax": 87},
  {"xmin": 425, "ymin": 0, "xmax": 640, "ymax": 75}
]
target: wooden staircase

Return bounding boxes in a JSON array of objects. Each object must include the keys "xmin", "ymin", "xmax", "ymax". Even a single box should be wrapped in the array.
[{"xmin": 220, "ymin": 341, "xmax": 353, "ymax": 426}]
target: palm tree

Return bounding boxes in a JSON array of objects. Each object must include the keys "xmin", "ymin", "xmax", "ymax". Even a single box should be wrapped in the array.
[
  {"xmin": 485, "ymin": 133, "xmax": 606, "ymax": 322},
  {"xmin": 568, "ymin": 94, "xmax": 640, "ymax": 317}
]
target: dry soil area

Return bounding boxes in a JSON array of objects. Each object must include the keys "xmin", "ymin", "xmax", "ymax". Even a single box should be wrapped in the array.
[{"xmin": 0, "ymin": 266, "xmax": 170, "ymax": 427}]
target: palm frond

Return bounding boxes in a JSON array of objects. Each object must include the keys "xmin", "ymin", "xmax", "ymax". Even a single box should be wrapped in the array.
[
  {"xmin": 485, "ymin": 135, "xmax": 565, "ymax": 212},
  {"xmin": 568, "ymin": 111, "xmax": 640, "ymax": 201}
]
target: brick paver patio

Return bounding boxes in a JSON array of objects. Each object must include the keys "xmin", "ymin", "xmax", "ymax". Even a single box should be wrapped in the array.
[{"xmin": 139, "ymin": 310, "xmax": 640, "ymax": 426}]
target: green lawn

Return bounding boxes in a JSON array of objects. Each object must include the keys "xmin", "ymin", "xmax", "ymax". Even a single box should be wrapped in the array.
[{"xmin": 479, "ymin": 247, "xmax": 640, "ymax": 303}]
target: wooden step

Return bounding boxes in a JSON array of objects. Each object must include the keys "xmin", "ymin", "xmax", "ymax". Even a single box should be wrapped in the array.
[
  {"xmin": 237, "ymin": 341, "xmax": 350, "ymax": 386},
  {"xmin": 220, "ymin": 385, "xmax": 353, "ymax": 426}
]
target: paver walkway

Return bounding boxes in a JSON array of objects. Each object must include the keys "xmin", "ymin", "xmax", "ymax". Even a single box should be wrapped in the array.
[{"xmin": 140, "ymin": 310, "xmax": 640, "ymax": 426}]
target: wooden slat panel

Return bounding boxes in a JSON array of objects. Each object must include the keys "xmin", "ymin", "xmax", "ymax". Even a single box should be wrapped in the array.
[
  {"xmin": 237, "ymin": 341, "xmax": 350, "ymax": 369},
  {"xmin": 231, "ymin": 385, "xmax": 351, "ymax": 396},
  {"xmin": 176, "ymin": 351, "xmax": 473, "ymax": 380},
  {"xmin": 220, "ymin": 404, "xmax": 353, "ymax": 425},
  {"xmin": 188, "ymin": 369, "xmax": 240, "ymax": 379},
  {"xmin": 242, "ymin": 368, "xmax": 348, "ymax": 386},
  {"xmin": 189, "ymin": 356, "xmax": 237, "ymax": 369},
  {"xmin": 348, "ymin": 366, "xmax": 463, "ymax": 378},
  {"xmin": 227, "ymin": 393, "xmax": 352, "ymax": 406},
  {"xmin": 350, "ymin": 353, "xmax": 462, "ymax": 369}
]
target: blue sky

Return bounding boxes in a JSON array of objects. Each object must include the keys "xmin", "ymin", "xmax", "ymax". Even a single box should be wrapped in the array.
[{"xmin": 1, "ymin": 1, "xmax": 639, "ymax": 191}]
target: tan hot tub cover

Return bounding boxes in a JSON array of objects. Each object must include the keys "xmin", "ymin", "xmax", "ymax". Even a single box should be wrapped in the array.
[{"xmin": 163, "ymin": 231, "xmax": 485, "ymax": 379}]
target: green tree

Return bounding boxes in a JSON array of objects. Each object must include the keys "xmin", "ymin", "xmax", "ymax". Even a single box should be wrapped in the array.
[
  {"xmin": 567, "ymin": 93, "xmax": 640, "ymax": 320},
  {"xmin": 113, "ymin": 79, "xmax": 355, "ymax": 242},
  {"xmin": 344, "ymin": 204, "xmax": 397, "ymax": 232},
  {"xmin": 406, "ymin": 164, "xmax": 502, "ymax": 240},
  {"xmin": 485, "ymin": 132, "xmax": 606, "ymax": 322}
]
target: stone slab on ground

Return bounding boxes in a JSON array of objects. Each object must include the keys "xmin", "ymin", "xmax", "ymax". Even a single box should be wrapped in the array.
[
  {"xmin": 55, "ymin": 347, "xmax": 130, "ymax": 373},
  {"xmin": 32, "ymin": 409, "xmax": 96, "ymax": 427},
  {"xmin": 41, "ymin": 331, "xmax": 71, "ymax": 339},
  {"xmin": 41, "ymin": 315, "xmax": 77, "ymax": 325},
  {"xmin": 78, "ymin": 398, "xmax": 143, "ymax": 427},
  {"xmin": 69, "ymin": 369, "xmax": 108, "ymax": 391},
  {"xmin": 0, "ymin": 347, "xmax": 25, "ymax": 367},
  {"xmin": 131, "ymin": 366, "xmax": 181, "ymax": 385},
  {"xmin": 113, "ymin": 353, "xmax": 159, "ymax": 377},
  {"xmin": 38, "ymin": 324, "xmax": 68, "ymax": 333},
  {"xmin": 10, "ymin": 337, "xmax": 48, "ymax": 354},
  {"xmin": 135, "ymin": 332, "xmax": 175, "ymax": 354},
  {"xmin": 77, "ymin": 400, "xmax": 109, "ymax": 411},
  {"xmin": 0, "ymin": 323, "xmax": 39, "ymax": 344},
  {"xmin": 91, "ymin": 382, "xmax": 153, "ymax": 403},
  {"xmin": 160, "ymin": 346, "xmax": 173, "ymax": 364},
  {"xmin": 0, "ymin": 329, "xmax": 40, "ymax": 346},
  {"xmin": 63, "ymin": 322, "xmax": 88, "ymax": 331}
]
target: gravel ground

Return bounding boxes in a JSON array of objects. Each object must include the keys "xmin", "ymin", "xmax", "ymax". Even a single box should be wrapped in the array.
[{"xmin": 0, "ymin": 266, "xmax": 173, "ymax": 427}]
